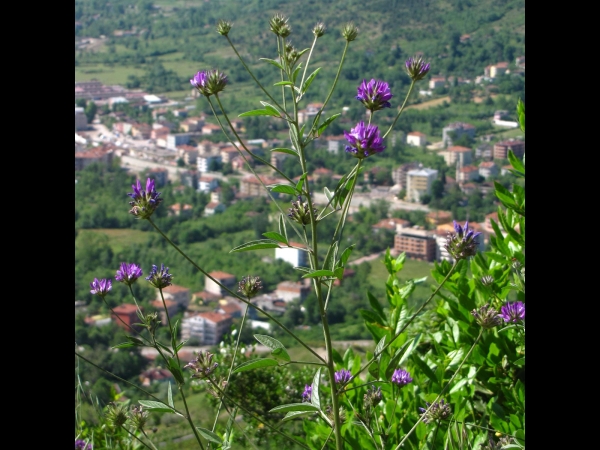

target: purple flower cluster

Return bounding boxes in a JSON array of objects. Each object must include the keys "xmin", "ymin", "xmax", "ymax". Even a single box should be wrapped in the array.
[
  {"xmin": 190, "ymin": 69, "xmax": 228, "ymax": 97},
  {"xmin": 184, "ymin": 350, "xmax": 219, "ymax": 379},
  {"xmin": 344, "ymin": 121, "xmax": 386, "ymax": 159},
  {"xmin": 444, "ymin": 220, "xmax": 482, "ymax": 260},
  {"xmin": 471, "ymin": 303, "xmax": 502, "ymax": 329},
  {"xmin": 145, "ymin": 264, "xmax": 173, "ymax": 289},
  {"xmin": 127, "ymin": 178, "xmax": 163, "ymax": 220},
  {"xmin": 500, "ymin": 301, "xmax": 525, "ymax": 323},
  {"xmin": 419, "ymin": 399, "xmax": 452, "ymax": 424},
  {"xmin": 115, "ymin": 262, "xmax": 143, "ymax": 287},
  {"xmin": 90, "ymin": 278, "xmax": 111, "ymax": 298},
  {"xmin": 75, "ymin": 440, "xmax": 92, "ymax": 450},
  {"xmin": 356, "ymin": 79, "xmax": 393, "ymax": 112},
  {"xmin": 302, "ymin": 384, "xmax": 312, "ymax": 402},
  {"xmin": 391, "ymin": 368, "xmax": 413, "ymax": 387},
  {"xmin": 334, "ymin": 369, "xmax": 352, "ymax": 386}
]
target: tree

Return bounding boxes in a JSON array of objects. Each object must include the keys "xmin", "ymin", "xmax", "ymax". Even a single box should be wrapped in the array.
[{"xmin": 85, "ymin": 101, "xmax": 98, "ymax": 124}]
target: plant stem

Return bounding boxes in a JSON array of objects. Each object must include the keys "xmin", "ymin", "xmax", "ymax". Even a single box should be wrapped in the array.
[
  {"xmin": 394, "ymin": 328, "xmax": 484, "ymax": 449},
  {"xmin": 146, "ymin": 218, "xmax": 325, "ymax": 363},
  {"xmin": 382, "ymin": 80, "xmax": 416, "ymax": 140},
  {"xmin": 355, "ymin": 260, "xmax": 460, "ymax": 381}
]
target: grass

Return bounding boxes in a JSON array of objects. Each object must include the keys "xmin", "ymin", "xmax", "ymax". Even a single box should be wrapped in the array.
[{"xmin": 83, "ymin": 228, "xmax": 153, "ymax": 253}]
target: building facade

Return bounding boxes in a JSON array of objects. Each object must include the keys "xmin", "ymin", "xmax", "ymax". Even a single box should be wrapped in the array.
[
  {"xmin": 394, "ymin": 227, "xmax": 437, "ymax": 262},
  {"xmin": 405, "ymin": 166, "xmax": 438, "ymax": 202}
]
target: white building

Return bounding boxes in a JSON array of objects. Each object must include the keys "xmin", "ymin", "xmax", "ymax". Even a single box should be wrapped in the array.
[
  {"xmin": 180, "ymin": 312, "xmax": 233, "ymax": 345},
  {"xmin": 405, "ymin": 166, "xmax": 438, "ymax": 202},
  {"xmin": 275, "ymin": 242, "xmax": 307, "ymax": 267},
  {"xmin": 75, "ymin": 107, "xmax": 87, "ymax": 131},
  {"xmin": 406, "ymin": 131, "xmax": 427, "ymax": 147}
]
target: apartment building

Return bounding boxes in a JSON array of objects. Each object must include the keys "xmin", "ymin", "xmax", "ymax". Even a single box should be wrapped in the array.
[
  {"xmin": 442, "ymin": 122, "xmax": 476, "ymax": 147},
  {"xmin": 493, "ymin": 139, "xmax": 525, "ymax": 160},
  {"xmin": 205, "ymin": 271, "xmax": 237, "ymax": 297},
  {"xmin": 394, "ymin": 226, "xmax": 437, "ymax": 262},
  {"xmin": 405, "ymin": 166, "xmax": 438, "ymax": 202},
  {"xmin": 180, "ymin": 311, "xmax": 233, "ymax": 345}
]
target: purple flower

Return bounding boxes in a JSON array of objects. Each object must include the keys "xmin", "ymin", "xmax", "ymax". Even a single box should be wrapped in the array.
[
  {"xmin": 500, "ymin": 301, "xmax": 525, "ymax": 323},
  {"xmin": 405, "ymin": 56, "xmax": 431, "ymax": 81},
  {"xmin": 90, "ymin": 278, "xmax": 111, "ymax": 298},
  {"xmin": 184, "ymin": 350, "xmax": 218, "ymax": 379},
  {"xmin": 145, "ymin": 264, "xmax": 173, "ymax": 289},
  {"xmin": 190, "ymin": 69, "xmax": 228, "ymax": 96},
  {"xmin": 391, "ymin": 368, "xmax": 413, "ymax": 387},
  {"xmin": 356, "ymin": 79, "xmax": 393, "ymax": 112},
  {"xmin": 471, "ymin": 303, "xmax": 502, "ymax": 329},
  {"xmin": 419, "ymin": 399, "xmax": 451, "ymax": 424},
  {"xmin": 302, "ymin": 384, "xmax": 312, "ymax": 402},
  {"xmin": 444, "ymin": 220, "xmax": 482, "ymax": 260},
  {"xmin": 75, "ymin": 440, "xmax": 92, "ymax": 450},
  {"xmin": 127, "ymin": 178, "xmax": 163, "ymax": 220},
  {"xmin": 115, "ymin": 262, "xmax": 143, "ymax": 286},
  {"xmin": 344, "ymin": 121, "xmax": 386, "ymax": 159},
  {"xmin": 334, "ymin": 369, "xmax": 352, "ymax": 386}
]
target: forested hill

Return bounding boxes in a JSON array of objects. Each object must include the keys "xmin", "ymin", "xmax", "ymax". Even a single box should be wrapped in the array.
[{"xmin": 76, "ymin": 0, "xmax": 524, "ymax": 91}]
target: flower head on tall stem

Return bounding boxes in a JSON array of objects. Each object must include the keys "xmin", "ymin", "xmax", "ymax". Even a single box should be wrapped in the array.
[
  {"xmin": 391, "ymin": 368, "xmax": 413, "ymax": 387},
  {"xmin": 444, "ymin": 220, "xmax": 482, "ymax": 260},
  {"xmin": 500, "ymin": 301, "xmax": 525, "ymax": 323},
  {"xmin": 313, "ymin": 22, "xmax": 326, "ymax": 37},
  {"xmin": 104, "ymin": 402, "xmax": 129, "ymax": 429},
  {"xmin": 471, "ymin": 303, "xmax": 502, "ymax": 329},
  {"xmin": 419, "ymin": 399, "xmax": 452, "ymax": 424},
  {"xmin": 363, "ymin": 385, "xmax": 382, "ymax": 409},
  {"xmin": 127, "ymin": 178, "xmax": 163, "ymax": 220},
  {"xmin": 269, "ymin": 13, "xmax": 291, "ymax": 37},
  {"xmin": 288, "ymin": 195, "xmax": 317, "ymax": 225},
  {"xmin": 344, "ymin": 121, "xmax": 386, "ymax": 159},
  {"xmin": 216, "ymin": 20, "xmax": 232, "ymax": 36},
  {"xmin": 184, "ymin": 350, "xmax": 219, "ymax": 379},
  {"xmin": 115, "ymin": 262, "xmax": 143, "ymax": 286},
  {"xmin": 356, "ymin": 79, "xmax": 393, "ymax": 112},
  {"xmin": 238, "ymin": 275, "xmax": 263, "ymax": 298},
  {"xmin": 128, "ymin": 405, "xmax": 149, "ymax": 431},
  {"xmin": 405, "ymin": 56, "xmax": 431, "ymax": 81},
  {"xmin": 145, "ymin": 264, "xmax": 173, "ymax": 289},
  {"xmin": 334, "ymin": 369, "xmax": 352, "ymax": 386},
  {"xmin": 302, "ymin": 384, "xmax": 312, "ymax": 402},
  {"xmin": 342, "ymin": 22, "xmax": 359, "ymax": 41},
  {"xmin": 190, "ymin": 69, "xmax": 228, "ymax": 96},
  {"xmin": 90, "ymin": 278, "xmax": 111, "ymax": 298}
]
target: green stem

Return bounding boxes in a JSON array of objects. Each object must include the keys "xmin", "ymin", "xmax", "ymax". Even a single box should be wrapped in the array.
[
  {"xmin": 298, "ymin": 35, "xmax": 319, "ymax": 102},
  {"xmin": 146, "ymin": 218, "xmax": 325, "ymax": 363},
  {"xmin": 394, "ymin": 328, "xmax": 484, "ymax": 450},
  {"xmin": 382, "ymin": 80, "xmax": 417, "ymax": 140},
  {"xmin": 122, "ymin": 426, "xmax": 155, "ymax": 450},
  {"xmin": 223, "ymin": 35, "xmax": 291, "ymax": 120},
  {"xmin": 205, "ymin": 377, "xmax": 311, "ymax": 449},
  {"xmin": 209, "ymin": 302, "xmax": 250, "ymax": 438},
  {"xmin": 74, "ymin": 351, "xmax": 177, "ymax": 410},
  {"xmin": 355, "ymin": 260, "xmax": 460, "ymax": 381}
]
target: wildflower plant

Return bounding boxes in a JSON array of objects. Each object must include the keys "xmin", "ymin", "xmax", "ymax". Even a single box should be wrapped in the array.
[{"xmin": 75, "ymin": 14, "xmax": 525, "ymax": 450}]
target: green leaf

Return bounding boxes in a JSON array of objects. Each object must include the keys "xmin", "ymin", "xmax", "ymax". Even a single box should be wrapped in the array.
[
  {"xmin": 302, "ymin": 269, "xmax": 336, "ymax": 278},
  {"xmin": 295, "ymin": 173, "xmax": 307, "ymax": 193},
  {"xmin": 412, "ymin": 354, "xmax": 438, "ymax": 384},
  {"xmin": 269, "ymin": 403, "xmax": 319, "ymax": 413},
  {"xmin": 271, "ymin": 147, "xmax": 298, "ymax": 156},
  {"xmin": 232, "ymin": 358, "xmax": 279, "ymax": 374},
  {"xmin": 338, "ymin": 245, "xmax": 355, "ymax": 268},
  {"xmin": 238, "ymin": 109, "xmax": 278, "ymax": 118},
  {"xmin": 113, "ymin": 341, "xmax": 138, "ymax": 349},
  {"xmin": 278, "ymin": 214, "xmax": 288, "ymax": 243},
  {"xmin": 282, "ymin": 410, "xmax": 313, "ymax": 421},
  {"xmin": 507, "ymin": 150, "xmax": 525, "ymax": 175},
  {"xmin": 271, "ymin": 347, "xmax": 291, "ymax": 362},
  {"xmin": 516, "ymin": 98, "xmax": 525, "ymax": 133},
  {"xmin": 262, "ymin": 232, "xmax": 288, "ymax": 245},
  {"xmin": 323, "ymin": 241, "xmax": 338, "ymax": 272},
  {"xmin": 317, "ymin": 113, "xmax": 341, "ymax": 136},
  {"xmin": 230, "ymin": 240, "xmax": 281, "ymax": 252},
  {"xmin": 196, "ymin": 427, "xmax": 223, "ymax": 445},
  {"xmin": 167, "ymin": 382, "xmax": 174, "ymax": 408},
  {"xmin": 167, "ymin": 357, "xmax": 185, "ymax": 385},
  {"xmin": 273, "ymin": 81, "xmax": 294, "ymax": 86},
  {"xmin": 138, "ymin": 400, "xmax": 175, "ymax": 414},
  {"xmin": 301, "ymin": 68, "xmax": 321, "ymax": 94},
  {"xmin": 374, "ymin": 336, "xmax": 387, "ymax": 359},
  {"xmin": 311, "ymin": 368, "xmax": 321, "ymax": 410},
  {"xmin": 332, "ymin": 348, "xmax": 343, "ymax": 365},
  {"xmin": 260, "ymin": 101, "xmax": 282, "ymax": 117},
  {"xmin": 397, "ymin": 333, "xmax": 422, "ymax": 366},
  {"xmin": 268, "ymin": 184, "xmax": 298, "ymax": 196},
  {"xmin": 367, "ymin": 292, "xmax": 386, "ymax": 322},
  {"xmin": 360, "ymin": 309, "xmax": 386, "ymax": 326},
  {"xmin": 259, "ymin": 57, "xmax": 284, "ymax": 70},
  {"xmin": 254, "ymin": 334, "xmax": 286, "ymax": 350}
]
